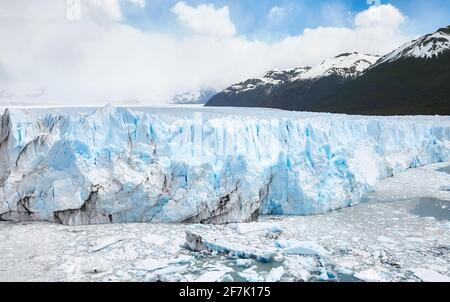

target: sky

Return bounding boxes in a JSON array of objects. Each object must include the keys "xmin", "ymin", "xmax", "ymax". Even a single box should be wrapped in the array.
[{"xmin": 0, "ymin": 0, "xmax": 449, "ymax": 105}]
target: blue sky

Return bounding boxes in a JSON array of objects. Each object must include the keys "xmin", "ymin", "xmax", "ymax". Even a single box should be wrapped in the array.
[{"xmin": 124, "ymin": 0, "xmax": 450, "ymax": 40}]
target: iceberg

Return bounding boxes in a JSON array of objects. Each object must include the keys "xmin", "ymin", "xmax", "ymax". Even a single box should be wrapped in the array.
[
  {"xmin": 184, "ymin": 231, "xmax": 276, "ymax": 263},
  {"xmin": 0, "ymin": 106, "xmax": 449, "ymax": 224}
]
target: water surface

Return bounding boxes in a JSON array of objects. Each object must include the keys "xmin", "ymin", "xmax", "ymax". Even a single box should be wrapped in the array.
[
  {"xmin": 410, "ymin": 197, "xmax": 450, "ymax": 221},
  {"xmin": 437, "ymin": 165, "xmax": 450, "ymax": 174}
]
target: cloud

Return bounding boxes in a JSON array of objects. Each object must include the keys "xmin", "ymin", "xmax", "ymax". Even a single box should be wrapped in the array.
[
  {"xmin": 83, "ymin": 0, "xmax": 147, "ymax": 21},
  {"xmin": 86, "ymin": 0, "xmax": 123, "ymax": 21},
  {"xmin": 0, "ymin": 2, "xmax": 411, "ymax": 105},
  {"xmin": 355, "ymin": 3, "xmax": 406, "ymax": 28},
  {"xmin": 171, "ymin": 1, "xmax": 236, "ymax": 37},
  {"xmin": 268, "ymin": 6, "xmax": 286, "ymax": 19}
]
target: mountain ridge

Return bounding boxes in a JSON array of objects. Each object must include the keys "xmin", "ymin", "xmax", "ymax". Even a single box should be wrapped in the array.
[{"xmin": 206, "ymin": 25, "xmax": 450, "ymax": 115}]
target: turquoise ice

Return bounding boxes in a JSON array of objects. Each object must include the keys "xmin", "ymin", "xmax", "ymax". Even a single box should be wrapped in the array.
[{"xmin": 0, "ymin": 106, "xmax": 449, "ymax": 224}]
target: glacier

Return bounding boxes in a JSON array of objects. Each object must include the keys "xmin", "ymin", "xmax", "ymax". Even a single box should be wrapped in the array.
[{"xmin": 0, "ymin": 106, "xmax": 449, "ymax": 225}]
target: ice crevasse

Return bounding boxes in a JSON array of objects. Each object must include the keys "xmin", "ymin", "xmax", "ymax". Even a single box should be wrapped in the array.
[{"xmin": 0, "ymin": 106, "xmax": 449, "ymax": 225}]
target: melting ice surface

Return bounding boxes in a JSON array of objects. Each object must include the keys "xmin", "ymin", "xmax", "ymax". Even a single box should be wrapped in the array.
[{"xmin": 0, "ymin": 106, "xmax": 449, "ymax": 225}]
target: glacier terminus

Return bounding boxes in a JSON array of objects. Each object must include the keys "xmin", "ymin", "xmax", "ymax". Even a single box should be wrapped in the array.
[{"xmin": 0, "ymin": 106, "xmax": 449, "ymax": 225}]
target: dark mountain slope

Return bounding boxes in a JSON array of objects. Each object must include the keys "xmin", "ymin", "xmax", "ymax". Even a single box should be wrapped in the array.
[
  {"xmin": 274, "ymin": 53, "xmax": 450, "ymax": 115},
  {"xmin": 206, "ymin": 26, "xmax": 450, "ymax": 116}
]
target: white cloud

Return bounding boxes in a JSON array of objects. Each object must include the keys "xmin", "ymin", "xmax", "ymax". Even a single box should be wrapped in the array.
[
  {"xmin": 0, "ymin": 2, "xmax": 411, "ymax": 105},
  {"xmin": 83, "ymin": 0, "xmax": 148, "ymax": 21},
  {"xmin": 269, "ymin": 6, "xmax": 286, "ymax": 19},
  {"xmin": 86, "ymin": 0, "xmax": 123, "ymax": 21},
  {"xmin": 355, "ymin": 3, "xmax": 406, "ymax": 28},
  {"xmin": 171, "ymin": 2, "xmax": 236, "ymax": 37}
]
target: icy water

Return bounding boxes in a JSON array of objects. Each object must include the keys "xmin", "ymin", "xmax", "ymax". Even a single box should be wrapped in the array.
[
  {"xmin": 363, "ymin": 196, "xmax": 450, "ymax": 221},
  {"xmin": 410, "ymin": 198, "xmax": 450, "ymax": 221},
  {"xmin": 437, "ymin": 165, "xmax": 450, "ymax": 174},
  {"xmin": 0, "ymin": 162, "xmax": 449, "ymax": 282}
]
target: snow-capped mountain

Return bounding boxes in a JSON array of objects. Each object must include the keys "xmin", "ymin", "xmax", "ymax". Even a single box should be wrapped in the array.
[
  {"xmin": 207, "ymin": 52, "xmax": 378, "ymax": 108},
  {"xmin": 171, "ymin": 87, "xmax": 218, "ymax": 104},
  {"xmin": 375, "ymin": 25, "xmax": 450, "ymax": 65},
  {"xmin": 224, "ymin": 67, "xmax": 311, "ymax": 95},
  {"xmin": 298, "ymin": 52, "xmax": 380, "ymax": 80},
  {"xmin": 207, "ymin": 25, "xmax": 450, "ymax": 115}
]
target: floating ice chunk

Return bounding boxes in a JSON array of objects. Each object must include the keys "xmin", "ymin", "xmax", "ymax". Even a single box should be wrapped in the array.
[
  {"xmin": 196, "ymin": 267, "xmax": 233, "ymax": 282},
  {"xmin": 134, "ymin": 259, "xmax": 169, "ymax": 271},
  {"xmin": 88, "ymin": 236, "xmax": 123, "ymax": 253},
  {"xmin": 406, "ymin": 237, "xmax": 425, "ymax": 243},
  {"xmin": 443, "ymin": 222, "xmax": 450, "ymax": 230},
  {"xmin": 219, "ymin": 274, "xmax": 234, "ymax": 282},
  {"xmin": 235, "ymin": 259, "xmax": 253, "ymax": 268},
  {"xmin": 292, "ymin": 269, "xmax": 311, "ymax": 282},
  {"xmin": 185, "ymin": 231, "xmax": 275, "ymax": 263},
  {"xmin": 265, "ymin": 266, "xmax": 284, "ymax": 282},
  {"xmin": 377, "ymin": 236, "xmax": 396, "ymax": 244},
  {"xmin": 195, "ymin": 271, "xmax": 225, "ymax": 282},
  {"xmin": 410, "ymin": 268, "xmax": 450, "ymax": 282},
  {"xmin": 141, "ymin": 234, "xmax": 168, "ymax": 245},
  {"xmin": 152, "ymin": 265, "xmax": 188, "ymax": 276},
  {"xmin": 440, "ymin": 186, "xmax": 450, "ymax": 192},
  {"xmin": 232, "ymin": 222, "xmax": 282, "ymax": 234},
  {"xmin": 238, "ymin": 266, "xmax": 264, "ymax": 282},
  {"xmin": 277, "ymin": 240, "xmax": 330, "ymax": 256},
  {"xmin": 315, "ymin": 267, "xmax": 333, "ymax": 281},
  {"xmin": 354, "ymin": 269, "xmax": 384, "ymax": 282},
  {"xmin": 169, "ymin": 255, "xmax": 194, "ymax": 265},
  {"xmin": 283, "ymin": 256, "xmax": 316, "ymax": 281}
]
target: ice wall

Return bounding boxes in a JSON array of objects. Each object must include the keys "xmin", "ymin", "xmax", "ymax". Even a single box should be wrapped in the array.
[{"xmin": 0, "ymin": 106, "xmax": 449, "ymax": 225}]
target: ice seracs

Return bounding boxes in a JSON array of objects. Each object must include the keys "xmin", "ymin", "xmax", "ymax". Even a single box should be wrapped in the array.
[{"xmin": 0, "ymin": 106, "xmax": 449, "ymax": 225}]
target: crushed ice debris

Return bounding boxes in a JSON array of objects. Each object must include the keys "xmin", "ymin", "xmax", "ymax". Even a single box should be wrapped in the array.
[
  {"xmin": 133, "ymin": 258, "xmax": 170, "ymax": 271},
  {"xmin": 265, "ymin": 266, "xmax": 284, "ymax": 282},
  {"xmin": 440, "ymin": 185, "xmax": 450, "ymax": 192},
  {"xmin": 234, "ymin": 259, "xmax": 253, "ymax": 268},
  {"xmin": 184, "ymin": 231, "xmax": 275, "ymax": 263},
  {"xmin": 443, "ymin": 222, "xmax": 450, "ymax": 230},
  {"xmin": 276, "ymin": 239, "xmax": 330, "ymax": 256},
  {"xmin": 152, "ymin": 264, "xmax": 188, "ymax": 276},
  {"xmin": 88, "ymin": 236, "xmax": 123, "ymax": 253},
  {"xmin": 169, "ymin": 255, "xmax": 194, "ymax": 265},
  {"xmin": 354, "ymin": 269, "xmax": 384, "ymax": 282},
  {"xmin": 238, "ymin": 266, "xmax": 264, "ymax": 282},
  {"xmin": 232, "ymin": 222, "xmax": 283, "ymax": 235},
  {"xmin": 141, "ymin": 234, "xmax": 169, "ymax": 245},
  {"xmin": 219, "ymin": 274, "xmax": 234, "ymax": 282},
  {"xmin": 195, "ymin": 266, "xmax": 233, "ymax": 282},
  {"xmin": 409, "ymin": 268, "xmax": 450, "ymax": 282}
]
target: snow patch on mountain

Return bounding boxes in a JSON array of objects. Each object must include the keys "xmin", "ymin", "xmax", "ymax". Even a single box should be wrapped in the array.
[
  {"xmin": 223, "ymin": 67, "xmax": 311, "ymax": 95},
  {"xmin": 297, "ymin": 53, "xmax": 380, "ymax": 80}
]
